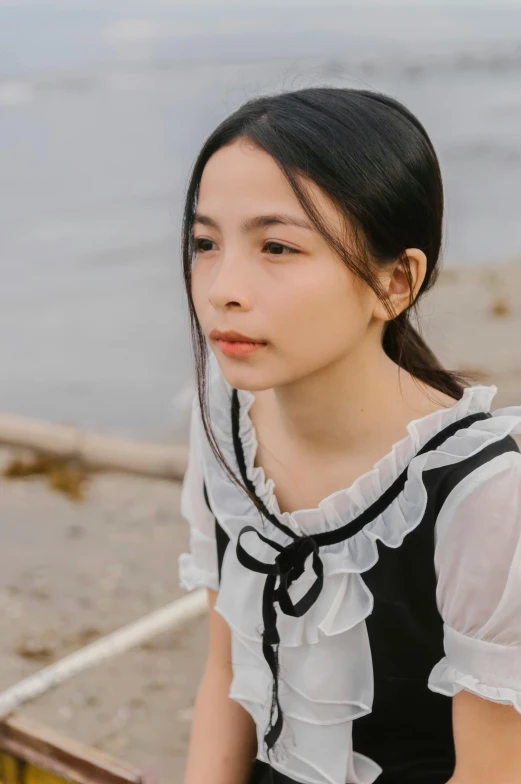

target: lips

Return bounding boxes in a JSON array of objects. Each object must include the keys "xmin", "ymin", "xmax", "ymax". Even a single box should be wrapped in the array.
[
  {"xmin": 209, "ymin": 329, "xmax": 267, "ymax": 358},
  {"xmin": 209, "ymin": 329, "xmax": 265, "ymax": 344}
]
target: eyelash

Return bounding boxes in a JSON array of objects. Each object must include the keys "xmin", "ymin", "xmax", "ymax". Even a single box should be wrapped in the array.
[{"xmin": 193, "ymin": 238, "xmax": 299, "ymax": 256}]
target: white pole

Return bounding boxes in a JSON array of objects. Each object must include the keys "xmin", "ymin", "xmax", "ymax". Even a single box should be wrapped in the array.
[{"xmin": 0, "ymin": 590, "xmax": 208, "ymax": 720}]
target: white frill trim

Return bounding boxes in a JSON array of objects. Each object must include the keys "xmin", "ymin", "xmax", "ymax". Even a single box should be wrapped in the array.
[
  {"xmin": 236, "ymin": 384, "xmax": 521, "ymax": 535},
  {"xmin": 203, "ymin": 355, "xmax": 521, "ymax": 784},
  {"xmin": 428, "ymin": 624, "xmax": 521, "ymax": 715},
  {"xmin": 178, "ymin": 552, "xmax": 219, "ymax": 592},
  {"xmin": 429, "ymin": 661, "xmax": 521, "ymax": 713},
  {"xmin": 207, "ymin": 351, "xmax": 521, "ymax": 539},
  {"xmin": 230, "ymin": 641, "xmax": 381, "ymax": 784}
]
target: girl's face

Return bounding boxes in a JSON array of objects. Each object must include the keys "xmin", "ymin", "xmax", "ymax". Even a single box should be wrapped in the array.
[{"xmin": 191, "ymin": 138, "xmax": 381, "ymax": 392}]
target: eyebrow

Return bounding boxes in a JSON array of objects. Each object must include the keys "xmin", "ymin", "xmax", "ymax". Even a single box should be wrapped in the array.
[{"xmin": 192, "ymin": 212, "xmax": 314, "ymax": 233}]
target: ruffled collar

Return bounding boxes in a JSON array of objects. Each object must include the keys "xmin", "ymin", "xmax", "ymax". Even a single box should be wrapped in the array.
[{"xmin": 233, "ymin": 383, "xmax": 499, "ymax": 535}]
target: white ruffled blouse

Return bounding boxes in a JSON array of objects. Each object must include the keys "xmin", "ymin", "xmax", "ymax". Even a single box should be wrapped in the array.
[{"xmin": 178, "ymin": 356, "xmax": 521, "ymax": 784}]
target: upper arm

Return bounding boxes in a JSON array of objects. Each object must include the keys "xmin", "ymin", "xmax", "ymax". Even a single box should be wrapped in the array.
[
  {"xmin": 430, "ymin": 451, "xmax": 521, "ymax": 782},
  {"xmin": 206, "ymin": 588, "xmax": 233, "ymax": 672}
]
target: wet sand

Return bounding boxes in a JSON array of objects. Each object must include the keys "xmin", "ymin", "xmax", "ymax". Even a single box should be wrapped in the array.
[{"xmin": 0, "ymin": 260, "xmax": 520, "ymax": 782}]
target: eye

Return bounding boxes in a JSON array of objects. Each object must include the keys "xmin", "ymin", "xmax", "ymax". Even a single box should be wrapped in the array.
[
  {"xmin": 263, "ymin": 241, "xmax": 299, "ymax": 256},
  {"xmin": 193, "ymin": 238, "xmax": 216, "ymax": 253}
]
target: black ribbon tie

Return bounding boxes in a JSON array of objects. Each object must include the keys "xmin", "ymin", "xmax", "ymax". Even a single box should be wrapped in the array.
[{"xmin": 236, "ymin": 525, "xmax": 324, "ymax": 750}]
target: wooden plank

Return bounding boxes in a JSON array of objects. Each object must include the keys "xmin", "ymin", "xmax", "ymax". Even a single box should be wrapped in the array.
[{"xmin": 0, "ymin": 716, "xmax": 144, "ymax": 784}]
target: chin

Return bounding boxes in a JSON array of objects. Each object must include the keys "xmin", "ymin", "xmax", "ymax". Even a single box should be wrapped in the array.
[{"xmin": 212, "ymin": 352, "xmax": 282, "ymax": 392}]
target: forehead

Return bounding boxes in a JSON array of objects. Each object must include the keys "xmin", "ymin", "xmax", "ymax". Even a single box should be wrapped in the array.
[
  {"xmin": 198, "ymin": 139, "xmax": 296, "ymax": 206},
  {"xmin": 196, "ymin": 138, "xmax": 341, "ymax": 230}
]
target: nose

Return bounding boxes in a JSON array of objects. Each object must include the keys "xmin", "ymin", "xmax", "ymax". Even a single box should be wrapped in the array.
[{"xmin": 207, "ymin": 251, "xmax": 253, "ymax": 311}]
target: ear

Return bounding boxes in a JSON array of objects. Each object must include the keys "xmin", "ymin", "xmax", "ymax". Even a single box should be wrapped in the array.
[{"xmin": 372, "ymin": 248, "xmax": 427, "ymax": 322}]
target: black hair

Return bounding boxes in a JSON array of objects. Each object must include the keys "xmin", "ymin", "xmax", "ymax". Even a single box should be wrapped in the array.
[{"xmin": 181, "ymin": 86, "xmax": 469, "ymax": 501}]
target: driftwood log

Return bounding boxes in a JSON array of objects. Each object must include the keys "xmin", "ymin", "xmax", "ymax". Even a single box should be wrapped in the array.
[{"xmin": 0, "ymin": 415, "xmax": 188, "ymax": 481}]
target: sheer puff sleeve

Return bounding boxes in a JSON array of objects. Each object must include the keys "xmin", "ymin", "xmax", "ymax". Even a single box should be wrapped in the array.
[
  {"xmin": 177, "ymin": 396, "xmax": 219, "ymax": 592},
  {"xmin": 429, "ymin": 449, "xmax": 521, "ymax": 712}
]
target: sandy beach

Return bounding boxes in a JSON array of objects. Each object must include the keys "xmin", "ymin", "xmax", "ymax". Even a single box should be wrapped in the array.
[{"xmin": 1, "ymin": 260, "xmax": 520, "ymax": 782}]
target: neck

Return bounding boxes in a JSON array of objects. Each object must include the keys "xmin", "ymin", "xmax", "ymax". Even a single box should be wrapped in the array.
[{"xmin": 260, "ymin": 342, "xmax": 423, "ymax": 456}]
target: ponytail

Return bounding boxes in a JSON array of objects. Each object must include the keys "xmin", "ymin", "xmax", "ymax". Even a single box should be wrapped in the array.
[{"xmin": 383, "ymin": 310, "xmax": 468, "ymax": 401}]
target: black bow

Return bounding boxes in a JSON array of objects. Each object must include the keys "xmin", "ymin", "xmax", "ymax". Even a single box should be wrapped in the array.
[{"xmin": 236, "ymin": 526, "xmax": 324, "ymax": 750}]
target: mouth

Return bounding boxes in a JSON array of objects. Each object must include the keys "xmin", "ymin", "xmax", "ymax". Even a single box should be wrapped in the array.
[{"xmin": 209, "ymin": 329, "xmax": 268, "ymax": 358}]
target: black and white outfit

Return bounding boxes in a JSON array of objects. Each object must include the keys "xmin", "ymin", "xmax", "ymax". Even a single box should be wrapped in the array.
[{"xmin": 179, "ymin": 355, "xmax": 521, "ymax": 784}]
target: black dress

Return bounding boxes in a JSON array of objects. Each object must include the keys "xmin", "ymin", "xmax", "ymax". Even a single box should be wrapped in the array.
[{"xmin": 178, "ymin": 360, "xmax": 521, "ymax": 784}]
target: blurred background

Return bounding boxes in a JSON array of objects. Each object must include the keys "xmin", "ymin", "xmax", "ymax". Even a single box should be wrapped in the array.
[
  {"xmin": 1, "ymin": 1, "xmax": 520, "ymax": 782},
  {"xmin": 2, "ymin": 0, "xmax": 521, "ymax": 440}
]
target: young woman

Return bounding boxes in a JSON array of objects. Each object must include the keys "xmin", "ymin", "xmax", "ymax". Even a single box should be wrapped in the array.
[{"xmin": 177, "ymin": 88, "xmax": 521, "ymax": 784}]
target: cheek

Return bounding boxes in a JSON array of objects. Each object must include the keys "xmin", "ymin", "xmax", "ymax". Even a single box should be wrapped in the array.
[{"xmin": 270, "ymin": 264, "xmax": 369, "ymax": 357}]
